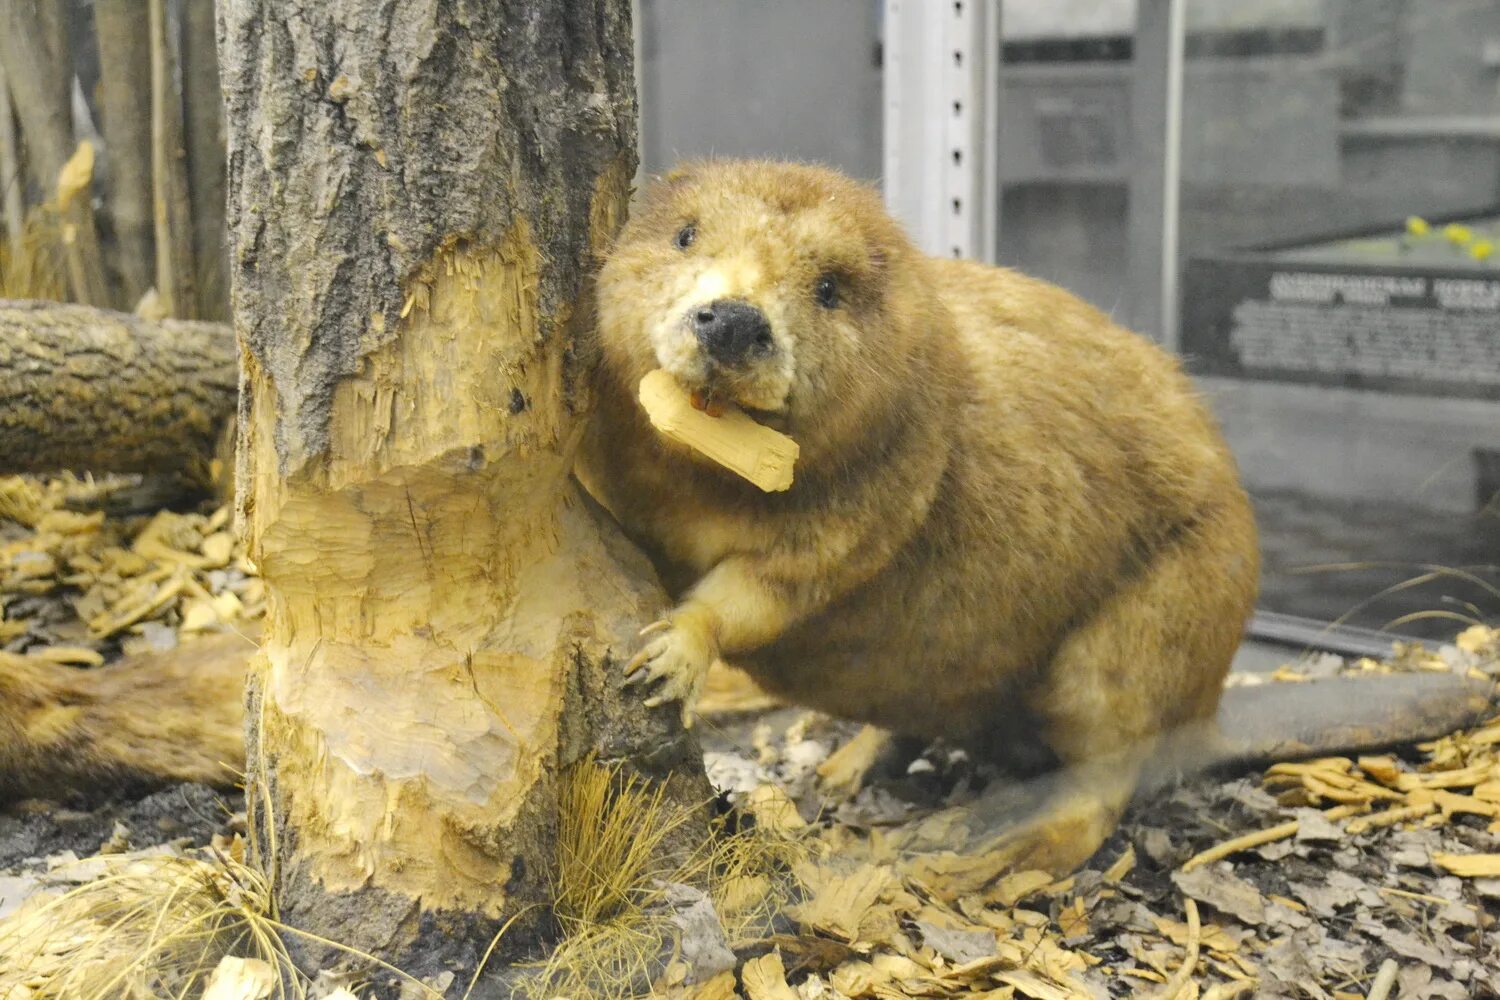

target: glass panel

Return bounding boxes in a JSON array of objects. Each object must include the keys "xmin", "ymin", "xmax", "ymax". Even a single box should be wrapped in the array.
[
  {"xmin": 993, "ymin": 1, "xmax": 1498, "ymax": 640},
  {"xmin": 1175, "ymin": 0, "xmax": 1500, "ymax": 639},
  {"xmin": 634, "ymin": 0, "xmax": 883, "ymax": 179}
]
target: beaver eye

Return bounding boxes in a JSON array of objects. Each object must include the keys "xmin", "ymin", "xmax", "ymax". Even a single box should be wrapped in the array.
[
  {"xmin": 815, "ymin": 273, "xmax": 839, "ymax": 309},
  {"xmin": 674, "ymin": 224, "xmax": 696, "ymax": 250}
]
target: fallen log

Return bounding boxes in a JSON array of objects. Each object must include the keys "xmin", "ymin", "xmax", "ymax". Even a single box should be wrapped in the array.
[{"xmin": 0, "ymin": 299, "xmax": 235, "ymax": 476}]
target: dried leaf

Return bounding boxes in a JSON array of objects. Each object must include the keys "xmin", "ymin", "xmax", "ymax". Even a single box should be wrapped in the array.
[
  {"xmin": 914, "ymin": 920, "xmax": 995, "ymax": 965},
  {"xmin": 790, "ymin": 862, "xmax": 893, "ymax": 942},
  {"xmin": 742, "ymin": 951, "xmax": 799, "ymax": 1000},
  {"xmin": 1171, "ymin": 866, "xmax": 1266, "ymax": 925},
  {"xmin": 201, "ymin": 956, "xmax": 276, "ymax": 1000}
]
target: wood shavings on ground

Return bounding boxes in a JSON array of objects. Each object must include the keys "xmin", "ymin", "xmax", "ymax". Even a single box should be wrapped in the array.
[
  {"xmin": 2, "ymin": 475, "xmax": 1498, "ymax": 997},
  {"xmin": 690, "ymin": 625, "xmax": 1500, "ymax": 1000},
  {"xmin": 0, "ymin": 474, "xmax": 262, "ymax": 664}
]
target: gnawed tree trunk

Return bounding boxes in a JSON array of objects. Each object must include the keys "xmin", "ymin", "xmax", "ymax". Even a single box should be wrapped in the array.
[
  {"xmin": 0, "ymin": 299, "xmax": 235, "ymax": 474},
  {"xmin": 220, "ymin": 0, "xmax": 708, "ymax": 986},
  {"xmin": 94, "ymin": 0, "xmax": 156, "ymax": 306}
]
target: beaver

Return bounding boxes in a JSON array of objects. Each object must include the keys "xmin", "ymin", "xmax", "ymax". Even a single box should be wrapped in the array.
[{"xmin": 576, "ymin": 159, "xmax": 1261, "ymax": 873}]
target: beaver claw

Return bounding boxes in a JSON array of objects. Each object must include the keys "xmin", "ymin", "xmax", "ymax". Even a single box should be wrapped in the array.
[{"xmin": 625, "ymin": 617, "xmax": 716, "ymax": 728}]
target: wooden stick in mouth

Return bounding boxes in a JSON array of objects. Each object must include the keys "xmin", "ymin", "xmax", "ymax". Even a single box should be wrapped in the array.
[{"xmin": 638, "ymin": 369, "xmax": 799, "ymax": 492}]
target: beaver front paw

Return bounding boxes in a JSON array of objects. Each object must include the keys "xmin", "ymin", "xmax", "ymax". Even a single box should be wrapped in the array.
[{"xmin": 625, "ymin": 616, "xmax": 717, "ymax": 727}]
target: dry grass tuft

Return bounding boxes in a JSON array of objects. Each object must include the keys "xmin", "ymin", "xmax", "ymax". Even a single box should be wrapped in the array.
[
  {"xmin": 0, "ymin": 847, "xmax": 289, "ymax": 1000},
  {"xmin": 520, "ymin": 756, "xmax": 806, "ymax": 1000},
  {"xmin": 0, "ymin": 758, "xmax": 801, "ymax": 1000},
  {"xmin": 0, "ymin": 786, "xmax": 441, "ymax": 1000},
  {"xmin": 553, "ymin": 756, "xmax": 701, "ymax": 929}
]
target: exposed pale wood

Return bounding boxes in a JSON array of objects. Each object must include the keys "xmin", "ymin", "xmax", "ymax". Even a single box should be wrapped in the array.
[
  {"xmin": 0, "ymin": 299, "xmax": 235, "ymax": 474},
  {"xmin": 638, "ymin": 369, "xmax": 799, "ymax": 492},
  {"xmin": 148, "ymin": 0, "xmax": 198, "ymax": 318},
  {"xmin": 94, "ymin": 0, "xmax": 156, "ymax": 305},
  {"xmin": 220, "ymin": 0, "xmax": 707, "ymax": 982}
]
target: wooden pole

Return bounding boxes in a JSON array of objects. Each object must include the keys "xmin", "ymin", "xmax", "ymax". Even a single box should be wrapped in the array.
[
  {"xmin": 148, "ymin": 0, "xmax": 199, "ymax": 318},
  {"xmin": 94, "ymin": 0, "xmax": 157, "ymax": 306}
]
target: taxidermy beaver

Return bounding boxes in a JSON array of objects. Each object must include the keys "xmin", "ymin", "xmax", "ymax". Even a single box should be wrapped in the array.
[
  {"xmin": 0, "ymin": 161, "xmax": 1486, "ymax": 877},
  {"xmin": 576, "ymin": 159, "xmax": 1261, "ymax": 874}
]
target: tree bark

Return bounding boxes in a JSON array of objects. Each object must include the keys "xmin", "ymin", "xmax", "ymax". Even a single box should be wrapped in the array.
[
  {"xmin": 0, "ymin": 0, "xmax": 112, "ymax": 308},
  {"xmin": 0, "ymin": 299, "xmax": 234, "ymax": 474},
  {"xmin": 94, "ymin": 0, "xmax": 157, "ymax": 307},
  {"xmin": 181, "ymin": 0, "xmax": 228, "ymax": 321},
  {"xmin": 148, "ymin": 0, "xmax": 199, "ymax": 319},
  {"xmin": 219, "ymin": 0, "xmax": 705, "ymax": 987}
]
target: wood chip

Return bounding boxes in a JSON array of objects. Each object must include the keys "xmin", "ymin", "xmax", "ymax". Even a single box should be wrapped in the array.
[
  {"xmin": 200, "ymin": 531, "xmax": 235, "ymax": 567},
  {"xmin": 990, "ymin": 969, "xmax": 1073, "ymax": 1000},
  {"xmin": 1181, "ymin": 804, "xmax": 1362, "ymax": 871},
  {"xmin": 1103, "ymin": 845, "xmax": 1137, "ymax": 882},
  {"xmin": 1431, "ymin": 853, "xmax": 1500, "ymax": 878},
  {"xmin": 745, "ymin": 784, "xmax": 807, "ymax": 836},
  {"xmin": 26, "ymin": 646, "xmax": 103, "ymax": 667}
]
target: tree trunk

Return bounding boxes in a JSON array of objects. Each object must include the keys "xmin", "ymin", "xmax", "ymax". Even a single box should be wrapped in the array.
[
  {"xmin": 94, "ymin": 0, "xmax": 156, "ymax": 307},
  {"xmin": 181, "ymin": 0, "xmax": 228, "ymax": 321},
  {"xmin": 219, "ymin": 0, "xmax": 706, "ymax": 987},
  {"xmin": 0, "ymin": 299, "xmax": 234, "ymax": 474},
  {"xmin": 149, "ymin": 0, "xmax": 199, "ymax": 319}
]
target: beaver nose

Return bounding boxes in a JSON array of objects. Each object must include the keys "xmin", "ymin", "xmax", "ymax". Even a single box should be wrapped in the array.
[{"xmin": 691, "ymin": 299, "xmax": 772, "ymax": 365}]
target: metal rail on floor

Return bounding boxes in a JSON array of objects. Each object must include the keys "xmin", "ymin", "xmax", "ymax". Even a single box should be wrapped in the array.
[{"xmin": 1247, "ymin": 609, "xmax": 1429, "ymax": 661}]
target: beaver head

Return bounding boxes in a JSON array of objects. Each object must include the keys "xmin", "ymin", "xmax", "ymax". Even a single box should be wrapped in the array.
[{"xmin": 595, "ymin": 160, "xmax": 947, "ymax": 462}]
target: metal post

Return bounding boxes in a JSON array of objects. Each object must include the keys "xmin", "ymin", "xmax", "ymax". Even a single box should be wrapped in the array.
[
  {"xmin": 1127, "ymin": 0, "xmax": 1186, "ymax": 348},
  {"xmin": 883, "ymin": 0, "xmax": 1000, "ymax": 262},
  {"xmin": 632, "ymin": 0, "xmax": 648, "ymax": 186}
]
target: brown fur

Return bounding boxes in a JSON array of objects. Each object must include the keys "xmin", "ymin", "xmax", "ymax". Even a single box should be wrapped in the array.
[
  {"xmin": 578, "ymin": 160, "xmax": 1260, "ymax": 873},
  {"xmin": 0, "ymin": 633, "xmax": 249, "ymax": 802}
]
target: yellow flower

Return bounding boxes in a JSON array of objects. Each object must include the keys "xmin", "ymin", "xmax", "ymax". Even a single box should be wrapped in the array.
[
  {"xmin": 1471, "ymin": 239, "xmax": 1494, "ymax": 262},
  {"xmin": 1405, "ymin": 216, "xmax": 1430, "ymax": 236},
  {"xmin": 1445, "ymin": 223, "xmax": 1474, "ymax": 245}
]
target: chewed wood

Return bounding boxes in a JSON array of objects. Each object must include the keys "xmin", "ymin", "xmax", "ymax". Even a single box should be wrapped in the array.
[{"xmin": 638, "ymin": 369, "xmax": 799, "ymax": 492}]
